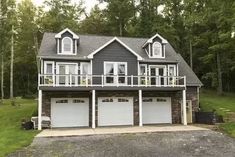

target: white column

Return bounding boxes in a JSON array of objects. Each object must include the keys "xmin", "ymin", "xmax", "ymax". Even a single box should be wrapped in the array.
[
  {"xmin": 92, "ymin": 90, "xmax": 96, "ymax": 129},
  {"xmin": 182, "ymin": 89, "xmax": 187, "ymax": 125},
  {"xmin": 38, "ymin": 90, "xmax": 42, "ymax": 130},
  {"xmin": 139, "ymin": 90, "xmax": 143, "ymax": 126}
]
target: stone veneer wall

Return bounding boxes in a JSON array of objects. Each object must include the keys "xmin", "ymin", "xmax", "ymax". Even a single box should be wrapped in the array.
[
  {"xmin": 186, "ymin": 86, "xmax": 200, "ymax": 122},
  {"xmin": 41, "ymin": 88, "xmax": 199, "ymax": 127}
]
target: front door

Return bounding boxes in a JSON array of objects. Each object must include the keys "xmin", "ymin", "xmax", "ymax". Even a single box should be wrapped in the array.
[
  {"xmin": 149, "ymin": 65, "xmax": 166, "ymax": 86},
  {"xmin": 186, "ymin": 100, "xmax": 193, "ymax": 123},
  {"xmin": 56, "ymin": 63, "xmax": 78, "ymax": 85}
]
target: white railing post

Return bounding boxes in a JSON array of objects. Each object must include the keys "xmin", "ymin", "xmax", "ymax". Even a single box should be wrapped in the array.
[
  {"xmin": 131, "ymin": 75, "xmax": 133, "ymax": 87},
  {"xmin": 86, "ymin": 74, "xmax": 88, "ymax": 87},
  {"xmin": 102, "ymin": 75, "xmax": 104, "ymax": 87},
  {"xmin": 117, "ymin": 75, "xmax": 119, "ymax": 87},
  {"xmin": 38, "ymin": 74, "xmax": 40, "ymax": 87},
  {"xmin": 145, "ymin": 76, "xmax": 148, "ymax": 87},
  {"xmin": 69, "ymin": 74, "xmax": 72, "ymax": 87},
  {"xmin": 53, "ymin": 74, "xmax": 55, "ymax": 87},
  {"xmin": 184, "ymin": 76, "xmax": 186, "ymax": 87}
]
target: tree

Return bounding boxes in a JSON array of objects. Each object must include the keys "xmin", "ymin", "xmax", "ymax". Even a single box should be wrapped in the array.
[
  {"xmin": 41, "ymin": 0, "xmax": 84, "ymax": 32},
  {"xmin": 102, "ymin": 0, "xmax": 135, "ymax": 36},
  {"xmin": 80, "ymin": 5, "xmax": 109, "ymax": 35}
]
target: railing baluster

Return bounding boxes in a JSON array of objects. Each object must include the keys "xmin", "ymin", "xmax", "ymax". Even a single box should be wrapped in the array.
[
  {"xmin": 101, "ymin": 75, "xmax": 104, "ymax": 87},
  {"xmin": 86, "ymin": 74, "xmax": 88, "ymax": 87},
  {"xmin": 131, "ymin": 75, "xmax": 133, "ymax": 87}
]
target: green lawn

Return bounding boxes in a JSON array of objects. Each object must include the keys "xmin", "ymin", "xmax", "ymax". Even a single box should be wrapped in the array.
[
  {"xmin": 200, "ymin": 89, "xmax": 235, "ymax": 137},
  {"xmin": 0, "ymin": 98, "xmax": 39, "ymax": 157}
]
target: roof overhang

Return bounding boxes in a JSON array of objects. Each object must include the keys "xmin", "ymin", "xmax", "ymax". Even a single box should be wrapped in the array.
[
  {"xmin": 87, "ymin": 37, "xmax": 143, "ymax": 61},
  {"xmin": 55, "ymin": 28, "xmax": 79, "ymax": 39},
  {"xmin": 142, "ymin": 33, "xmax": 168, "ymax": 48}
]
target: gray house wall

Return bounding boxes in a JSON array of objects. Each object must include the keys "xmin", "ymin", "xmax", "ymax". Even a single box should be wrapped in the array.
[{"xmin": 92, "ymin": 41, "xmax": 138, "ymax": 76}]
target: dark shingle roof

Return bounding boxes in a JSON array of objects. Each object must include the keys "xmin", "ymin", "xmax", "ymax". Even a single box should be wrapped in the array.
[{"xmin": 38, "ymin": 33, "xmax": 202, "ymax": 86}]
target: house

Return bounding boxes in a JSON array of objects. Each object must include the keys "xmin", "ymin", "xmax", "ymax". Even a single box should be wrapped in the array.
[{"xmin": 37, "ymin": 28, "xmax": 202, "ymax": 130}]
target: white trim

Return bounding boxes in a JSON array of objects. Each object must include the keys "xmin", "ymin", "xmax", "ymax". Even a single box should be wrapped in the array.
[
  {"xmin": 142, "ymin": 33, "xmax": 168, "ymax": 48},
  {"xmin": 92, "ymin": 90, "xmax": 96, "ymax": 128},
  {"xmin": 152, "ymin": 41, "xmax": 163, "ymax": 58},
  {"xmin": 75, "ymin": 39, "xmax": 77, "ymax": 54},
  {"xmin": 38, "ymin": 90, "xmax": 42, "ymax": 130},
  {"xmin": 182, "ymin": 90, "xmax": 187, "ymax": 125},
  {"xmin": 87, "ymin": 37, "xmax": 143, "ymax": 60},
  {"xmin": 55, "ymin": 28, "xmax": 79, "ymax": 39},
  {"xmin": 44, "ymin": 61, "xmax": 55, "ymax": 74},
  {"xmin": 57, "ymin": 39, "xmax": 59, "ymax": 54},
  {"xmin": 104, "ymin": 61, "xmax": 128, "ymax": 85},
  {"xmin": 139, "ymin": 90, "xmax": 143, "ymax": 126},
  {"xmin": 61, "ymin": 37, "xmax": 73, "ymax": 55}
]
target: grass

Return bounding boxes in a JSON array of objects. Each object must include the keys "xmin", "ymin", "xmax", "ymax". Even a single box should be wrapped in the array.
[
  {"xmin": 0, "ymin": 98, "xmax": 39, "ymax": 157},
  {"xmin": 200, "ymin": 89, "xmax": 235, "ymax": 137}
]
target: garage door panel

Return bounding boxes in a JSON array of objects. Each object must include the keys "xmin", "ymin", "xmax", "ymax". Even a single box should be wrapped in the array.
[
  {"xmin": 98, "ymin": 97, "xmax": 133, "ymax": 126},
  {"xmin": 51, "ymin": 98, "xmax": 89, "ymax": 128},
  {"xmin": 143, "ymin": 97, "xmax": 172, "ymax": 124}
]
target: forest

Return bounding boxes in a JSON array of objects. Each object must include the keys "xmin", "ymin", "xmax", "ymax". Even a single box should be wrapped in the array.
[{"xmin": 0, "ymin": 0, "xmax": 235, "ymax": 99}]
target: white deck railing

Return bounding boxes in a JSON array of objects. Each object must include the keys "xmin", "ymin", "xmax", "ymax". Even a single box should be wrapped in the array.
[{"xmin": 38, "ymin": 74, "xmax": 186, "ymax": 88}]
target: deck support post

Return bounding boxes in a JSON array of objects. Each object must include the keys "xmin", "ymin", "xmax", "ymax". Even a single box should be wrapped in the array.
[
  {"xmin": 139, "ymin": 90, "xmax": 143, "ymax": 126},
  {"xmin": 92, "ymin": 90, "xmax": 96, "ymax": 129},
  {"xmin": 182, "ymin": 89, "xmax": 187, "ymax": 125},
  {"xmin": 38, "ymin": 90, "xmax": 42, "ymax": 130}
]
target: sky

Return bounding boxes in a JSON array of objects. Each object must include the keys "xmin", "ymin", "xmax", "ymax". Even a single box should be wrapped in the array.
[{"xmin": 17, "ymin": 0, "xmax": 105, "ymax": 12}]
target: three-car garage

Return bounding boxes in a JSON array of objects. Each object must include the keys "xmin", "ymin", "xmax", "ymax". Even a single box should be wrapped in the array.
[{"xmin": 50, "ymin": 96, "xmax": 172, "ymax": 128}]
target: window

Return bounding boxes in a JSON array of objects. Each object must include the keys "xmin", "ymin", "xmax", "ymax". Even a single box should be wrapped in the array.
[
  {"xmin": 143, "ymin": 98, "xmax": 153, "ymax": 102},
  {"xmin": 73, "ymin": 99, "xmax": 85, "ymax": 103},
  {"xmin": 104, "ymin": 62, "xmax": 127, "ymax": 85},
  {"xmin": 62, "ymin": 37, "xmax": 73, "ymax": 54},
  {"xmin": 118, "ymin": 98, "xmax": 129, "ymax": 102},
  {"xmin": 102, "ymin": 98, "xmax": 113, "ymax": 102},
  {"xmin": 56, "ymin": 99, "xmax": 68, "ymax": 103},
  {"xmin": 44, "ymin": 62, "xmax": 54, "ymax": 74},
  {"xmin": 152, "ymin": 42, "xmax": 162, "ymax": 58},
  {"xmin": 44, "ymin": 61, "xmax": 54, "ymax": 85},
  {"xmin": 156, "ymin": 98, "xmax": 167, "ymax": 102}
]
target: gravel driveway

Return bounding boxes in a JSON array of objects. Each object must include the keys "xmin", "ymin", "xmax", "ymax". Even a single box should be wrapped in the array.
[{"xmin": 8, "ymin": 130, "xmax": 235, "ymax": 157}]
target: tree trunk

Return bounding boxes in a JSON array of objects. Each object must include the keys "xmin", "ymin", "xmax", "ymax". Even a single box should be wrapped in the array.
[
  {"xmin": 119, "ymin": 20, "xmax": 123, "ymax": 36},
  {"xmin": 189, "ymin": 39, "xmax": 193, "ymax": 69},
  {"xmin": 10, "ymin": 25, "xmax": 14, "ymax": 105},
  {"xmin": 217, "ymin": 51, "xmax": 223, "ymax": 95},
  {"xmin": 34, "ymin": 34, "xmax": 40, "ymax": 72}
]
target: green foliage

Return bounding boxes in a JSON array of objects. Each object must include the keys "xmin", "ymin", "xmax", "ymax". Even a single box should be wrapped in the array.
[
  {"xmin": 1, "ymin": 0, "xmax": 235, "ymax": 98},
  {"xmin": 0, "ymin": 98, "xmax": 39, "ymax": 156}
]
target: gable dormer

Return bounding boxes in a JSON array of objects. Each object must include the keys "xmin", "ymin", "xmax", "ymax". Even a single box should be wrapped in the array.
[
  {"xmin": 55, "ymin": 28, "xmax": 79, "ymax": 55},
  {"xmin": 142, "ymin": 33, "xmax": 168, "ymax": 59}
]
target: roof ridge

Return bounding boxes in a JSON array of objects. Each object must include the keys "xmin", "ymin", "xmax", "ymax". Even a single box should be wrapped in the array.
[{"xmin": 44, "ymin": 32, "xmax": 148, "ymax": 40}]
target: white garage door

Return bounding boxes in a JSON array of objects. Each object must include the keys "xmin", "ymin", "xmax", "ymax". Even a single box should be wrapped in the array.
[
  {"xmin": 143, "ymin": 97, "xmax": 172, "ymax": 124},
  {"xmin": 51, "ymin": 98, "xmax": 89, "ymax": 127},
  {"xmin": 98, "ymin": 97, "xmax": 133, "ymax": 126}
]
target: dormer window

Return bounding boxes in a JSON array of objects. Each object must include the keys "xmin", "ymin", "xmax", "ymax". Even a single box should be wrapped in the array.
[
  {"xmin": 62, "ymin": 37, "xmax": 73, "ymax": 54},
  {"xmin": 152, "ymin": 42, "xmax": 162, "ymax": 58}
]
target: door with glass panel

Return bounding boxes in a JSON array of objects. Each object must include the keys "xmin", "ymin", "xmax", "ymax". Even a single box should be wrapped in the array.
[
  {"xmin": 168, "ymin": 65, "xmax": 176, "ymax": 85},
  {"xmin": 56, "ymin": 63, "xmax": 78, "ymax": 85},
  {"xmin": 44, "ymin": 61, "xmax": 54, "ymax": 85},
  {"xmin": 80, "ymin": 63, "xmax": 91, "ymax": 85},
  {"xmin": 104, "ymin": 62, "xmax": 127, "ymax": 85},
  {"xmin": 149, "ymin": 65, "xmax": 166, "ymax": 86}
]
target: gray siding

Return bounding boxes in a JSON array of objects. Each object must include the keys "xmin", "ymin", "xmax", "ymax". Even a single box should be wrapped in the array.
[{"xmin": 92, "ymin": 41, "xmax": 138, "ymax": 76}]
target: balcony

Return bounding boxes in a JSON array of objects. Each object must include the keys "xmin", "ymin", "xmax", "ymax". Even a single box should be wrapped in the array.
[{"xmin": 38, "ymin": 74, "xmax": 186, "ymax": 89}]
